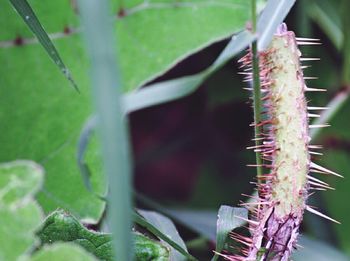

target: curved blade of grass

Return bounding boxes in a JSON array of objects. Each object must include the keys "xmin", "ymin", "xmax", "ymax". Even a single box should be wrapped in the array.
[
  {"xmin": 77, "ymin": 0, "xmax": 133, "ymax": 260},
  {"xmin": 138, "ymin": 209, "xmax": 189, "ymax": 261},
  {"xmin": 8, "ymin": 0, "xmax": 78, "ymax": 91},
  {"xmin": 133, "ymin": 211, "xmax": 197, "ymax": 261},
  {"xmin": 212, "ymin": 206, "xmax": 248, "ymax": 261},
  {"xmin": 257, "ymin": 0, "xmax": 296, "ymax": 51}
]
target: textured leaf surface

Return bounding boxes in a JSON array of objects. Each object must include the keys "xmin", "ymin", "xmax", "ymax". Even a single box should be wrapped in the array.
[
  {"xmin": 37, "ymin": 209, "xmax": 170, "ymax": 261},
  {"xmin": 0, "ymin": 0, "xmax": 251, "ymax": 222},
  {"xmin": 0, "ymin": 160, "xmax": 44, "ymax": 261},
  {"xmin": 31, "ymin": 243, "xmax": 97, "ymax": 261}
]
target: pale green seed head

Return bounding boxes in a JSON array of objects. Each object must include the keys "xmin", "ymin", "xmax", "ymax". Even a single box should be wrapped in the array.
[{"xmin": 266, "ymin": 33, "xmax": 310, "ymax": 217}]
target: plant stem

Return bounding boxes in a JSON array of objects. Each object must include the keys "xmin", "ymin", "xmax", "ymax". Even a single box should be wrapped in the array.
[{"xmin": 251, "ymin": 0, "xmax": 263, "ymax": 180}]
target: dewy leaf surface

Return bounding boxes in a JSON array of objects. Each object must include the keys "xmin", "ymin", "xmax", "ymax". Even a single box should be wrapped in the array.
[
  {"xmin": 0, "ymin": 0, "xmax": 251, "ymax": 221},
  {"xmin": 0, "ymin": 160, "xmax": 44, "ymax": 261},
  {"xmin": 37, "ymin": 209, "xmax": 170, "ymax": 261}
]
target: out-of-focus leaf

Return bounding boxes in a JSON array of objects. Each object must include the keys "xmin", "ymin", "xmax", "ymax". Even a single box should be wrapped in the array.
[
  {"xmin": 307, "ymin": 0, "xmax": 342, "ymax": 50},
  {"xmin": 77, "ymin": 1, "xmax": 133, "ymax": 259},
  {"xmin": 164, "ymin": 209, "xmax": 217, "ymax": 242},
  {"xmin": 292, "ymin": 236, "xmax": 348, "ymax": 261},
  {"xmin": 31, "ymin": 243, "xmax": 97, "ymax": 261},
  {"xmin": 257, "ymin": 0, "xmax": 296, "ymax": 51},
  {"xmin": 0, "ymin": 160, "xmax": 44, "ymax": 261},
  {"xmin": 212, "ymin": 206, "xmax": 248, "ymax": 261},
  {"xmin": 313, "ymin": 99, "xmax": 350, "ymax": 254},
  {"xmin": 8, "ymin": 0, "xmax": 78, "ymax": 90},
  {"xmin": 37, "ymin": 209, "xmax": 170, "ymax": 261},
  {"xmin": 134, "ymin": 211, "xmax": 197, "ymax": 261},
  {"xmin": 137, "ymin": 209, "xmax": 189, "ymax": 261}
]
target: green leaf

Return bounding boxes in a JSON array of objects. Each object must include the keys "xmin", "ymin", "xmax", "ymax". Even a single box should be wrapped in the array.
[
  {"xmin": 31, "ymin": 243, "xmax": 97, "ymax": 261},
  {"xmin": 8, "ymin": 0, "xmax": 78, "ymax": 91},
  {"xmin": 0, "ymin": 0, "xmax": 252, "ymax": 224},
  {"xmin": 1, "ymin": 0, "xmax": 251, "ymax": 92},
  {"xmin": 212, "ymin": 206, "xmax": 248, "ymax": 261},
  {"xmin": 0, "ymin": 160, "xmax": 44, "ymax": 261},
  {"xmin": 138, "ymin": 209, "xmax": 188, "ymax": 261},
  {"xmin": 257, "ymin": 0, "xmax": 296, "ymax": 51},
  {"xmin": 292, "ymin": 236, "xmax": 348, "ymax": 261},
  {"xmin": 134, "ymin": 211, "xmax": 197, "ymax": 261},
  {"xmin": 37, "ymin": 209, "xmax": 170, "ymax": 261}
]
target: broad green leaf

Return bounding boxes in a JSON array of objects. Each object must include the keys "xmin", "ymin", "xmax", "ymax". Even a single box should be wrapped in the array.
[
  {"xmin": 0, "ymin": 36, "xmax": 106, "ymax": 221},
  {"xmin": 212, "ymin": 206, "xmax": 248, "ymax": 261},
  {"xmin": 0, "ymin": 160, "xmax": 44, "ymax": 261},
  {"xmin": 8, "ymin": 0, "xmax": 78, "ymax": 90},
  {"xmin": 0, "ymin": 0, "xmax": 251, "ymax": 223},
  {"xmin": 37, "ymin": 209, "xmax": 170, "ymax": 261},
  {"xmin": 1, "ymin": 0, "xmax": 251, "ymax": 92},
  {"xmin": 31, "ymin": 243, "xmax": 97, "ymax": 261}
]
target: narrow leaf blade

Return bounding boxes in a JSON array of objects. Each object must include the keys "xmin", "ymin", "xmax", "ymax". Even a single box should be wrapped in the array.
[
  {"xmin": 133, "ymin": 211, "xmax": 197, "ymax": 261},
  {"xmin": 8, "ymin": 0, "xmax": 78, "ymax": 91},
  {"xmin": 212, "ymin": 206, "xmax": 248, "ymax": 261}
]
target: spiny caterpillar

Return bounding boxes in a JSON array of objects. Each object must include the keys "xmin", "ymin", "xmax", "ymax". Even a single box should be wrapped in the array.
[{"xmin": 227, "ymin": 23, "xmax": 342, "ymax": 261}]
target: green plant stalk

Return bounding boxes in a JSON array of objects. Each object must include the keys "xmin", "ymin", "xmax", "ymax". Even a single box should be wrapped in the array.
[
  {"xmin": 77, "ymin": 0, "xmax": 133, "ymax": 260},
  {"xmin": 251, "ymin": 0, "xmax": 263, "ymax": 180},
  {"xmin": 342, "ymin": 0, "xmax": 350, "ymax": 85}
]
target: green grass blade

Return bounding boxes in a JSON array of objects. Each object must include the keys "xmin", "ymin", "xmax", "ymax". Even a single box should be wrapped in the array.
[
  {"xmin": 133, "ymin": 211, "xmax": 197, "ymax": 261},
  {"xmin": 8, "ymin": 0, "xmax": 78, "ymax": 91},
  {"xmin": 212, "ymin": 206, "xmax": 248, "ymax": 261},
  {"xmin": 257, "ymin": 0, "xmax": 296, "ymax": 51},
  {"xmin": 138, "ymin": 209, "xmax": 189, "ymax": 261},
  {"xmin": 77, "ymin": 0, "xmax": 133, "ymax": 260}
]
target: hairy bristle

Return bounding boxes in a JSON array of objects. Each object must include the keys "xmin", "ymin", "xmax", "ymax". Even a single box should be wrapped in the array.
[{"xmin": 226, "ymin": 23, "xmax": 341, "ymax": 261}]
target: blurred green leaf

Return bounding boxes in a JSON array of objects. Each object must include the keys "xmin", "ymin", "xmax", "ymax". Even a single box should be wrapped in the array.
[
  {"xmin": 307, "ymin": 0, "xmax": 342, "ymax": 50},
  {"xmin": 164, "ymin": 209, "xmax": 218, "ymax": 242},
  {"xmin": 293, "ymin": 236, "xmax": 348, "ymax": 261},
  {"xmin": 212, "ymin": 206, "xmax": 248, "ymax": 261},
  {"xmin": 8, "ymin": 0, "xmax": 78, "ymax": 91},
  {"xmin": 31, "ymin": 243, "xmax": 97, "ymax": 261},
  {"xmin": 257, "ymin": 0, "xmax": 296, "ymax": 51},
  {"xmin": 0, "ymin": 160, "xmax": 44, "ymax": 261},
  {"xmin": 1, "ymin": 0, "xmax": 252, "ymax": 91},
  {"xmin": 37, "ymin": 209, "xmax": 170, "ymax": 261}
]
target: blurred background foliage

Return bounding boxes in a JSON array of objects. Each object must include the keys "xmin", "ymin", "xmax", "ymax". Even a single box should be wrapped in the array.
[{"xmin": 2, "ymin": 0, "xmax": 350, "ymax": 260}]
